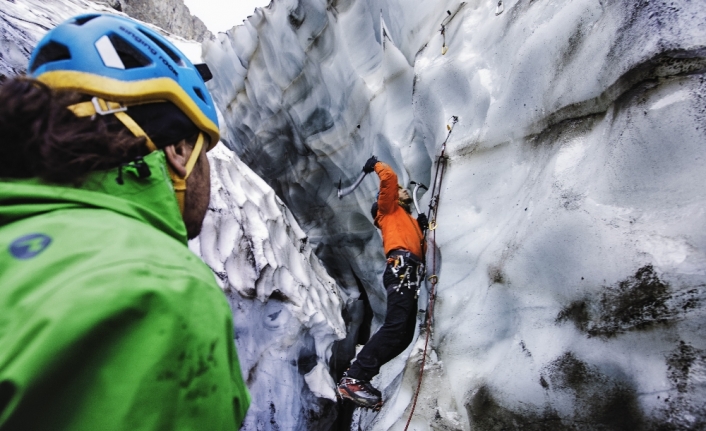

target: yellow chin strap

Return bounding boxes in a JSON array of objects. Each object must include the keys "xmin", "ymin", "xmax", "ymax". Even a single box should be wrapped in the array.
[
  {"xmin": 68, "ymin": 96, "xmax": 205, "ymax": 213},
  {"xmin": 67, "ymin": 97, "xmax": 159, "ymax": 151},
  {"xmin": 168, "ymin": 132, "xmax": 204, "ymax": 213}
]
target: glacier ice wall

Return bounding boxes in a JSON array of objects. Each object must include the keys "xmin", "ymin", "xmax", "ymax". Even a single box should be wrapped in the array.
[
  {"xmin": 204, "ymin": 0, "xmax": 706, "ymax": 429},
  {"xmin": 189, "ymin": 145, "xmax": 346, "ymax": 430}
]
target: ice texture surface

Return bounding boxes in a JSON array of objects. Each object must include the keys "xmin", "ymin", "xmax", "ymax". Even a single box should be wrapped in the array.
[
  {"xmin": 190, "ymin": 145, "xmax": 346, "ymax": 429},
  {"xmin": 203, "ymin": 0, "xmax": 706, "ymax": 429}
]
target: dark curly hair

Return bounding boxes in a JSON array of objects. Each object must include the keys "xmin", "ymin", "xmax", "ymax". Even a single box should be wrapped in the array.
[{"xmin": 0, "ymin": 77, "xmax": 146, "ymax": 184}]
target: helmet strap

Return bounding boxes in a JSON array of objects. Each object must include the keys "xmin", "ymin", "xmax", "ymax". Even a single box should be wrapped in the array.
[
  {"xmin": 67, "ymin": 97, "xmax": 158, "ymax": 151},
  {"xmin": 67, "ymin": 97, "xmax": 207, "ymax": 213},
  {"xmin": 167, "ymin": 132, "xmax": 204, "ymax": 213},
  {"xmin": 113, "ymin": 110, "xmax": 158, "ymax": 152}
]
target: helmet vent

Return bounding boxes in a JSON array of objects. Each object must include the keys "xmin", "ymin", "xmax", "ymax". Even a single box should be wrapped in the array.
[
  {"xmin": 109, "ymin": 34, "xmax": 152, "ymax": 69},
  {"xmin": 72, "ymin": 14, "xmax": 100, "ymax": 26},
  {"xmin": 193, "ymin": 87, "xmax": 206, "ymax": 102},
  {"xmin": 95, "ymin": 35, "xmax": 125, "ymax": 69},
  {"xmin": 29, "ymin": 41, "xmax": 71, "ymax": 72},
  {"xmin": 138, "ymin": 29, "xmax": 185, "ymax": 67}
]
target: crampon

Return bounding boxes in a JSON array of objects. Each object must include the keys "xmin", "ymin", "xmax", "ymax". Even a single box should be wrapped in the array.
[{"xmin": 337, "ymin": 377, "xmax": 383, "ymax": 411}]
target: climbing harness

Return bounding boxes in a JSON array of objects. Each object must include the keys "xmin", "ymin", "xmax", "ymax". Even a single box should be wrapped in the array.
[
  {"xmin": 403, "ymin": 115, "xmax": 458, "ymax": 431},
  {"xmin": 387, "ymin": 251, "xmax": 425, "ymax": 298}
]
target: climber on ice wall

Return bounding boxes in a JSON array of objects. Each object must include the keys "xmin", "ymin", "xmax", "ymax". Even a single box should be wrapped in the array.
[
  {"xmin": 0, "ymin": 14, "xmax": 250, "ymax": 429},
  {"xmin": 337, "ymin": 156, "xmax": 428, "ymax": 409}
]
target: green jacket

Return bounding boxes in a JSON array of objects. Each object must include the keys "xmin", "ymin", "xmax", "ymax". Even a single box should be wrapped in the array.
[{"xmin": 0, "ymin": 151, "xmax": 250, "ymax": 430}]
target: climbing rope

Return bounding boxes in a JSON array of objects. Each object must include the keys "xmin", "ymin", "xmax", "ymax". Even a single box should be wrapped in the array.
[{"xmin": 403, "ymin": 116, "xmax": 458, "ymax": 430}]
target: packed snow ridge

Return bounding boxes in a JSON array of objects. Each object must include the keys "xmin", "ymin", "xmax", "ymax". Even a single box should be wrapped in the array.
[{"xmin": 2, "ymin": 0, "xmax": 706, "ymax": 430}]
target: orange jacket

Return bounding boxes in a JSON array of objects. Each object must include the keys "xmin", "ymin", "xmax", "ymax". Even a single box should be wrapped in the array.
[{"xmin": 374, "ymin": 162, "xmax": 426, "ymax": 259}]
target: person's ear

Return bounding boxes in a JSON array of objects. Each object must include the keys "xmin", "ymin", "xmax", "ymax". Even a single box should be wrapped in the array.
[{"xmin": 163, "ymin": 139, "xmax": 191, "ymax": 178}]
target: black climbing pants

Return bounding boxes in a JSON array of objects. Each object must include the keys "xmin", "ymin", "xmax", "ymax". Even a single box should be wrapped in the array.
[{"xmin": 347, "ymin": 251, "xmax": 422, "ymax": 382}]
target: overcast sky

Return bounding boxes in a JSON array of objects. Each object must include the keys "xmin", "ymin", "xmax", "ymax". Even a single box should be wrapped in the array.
[{"xmin": 183, "ymin": 0, "xmax": 271, "ymax": 33}]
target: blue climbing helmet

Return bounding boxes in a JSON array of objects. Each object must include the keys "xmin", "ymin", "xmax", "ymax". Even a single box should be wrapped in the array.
[{"xmin": 28, "ymin": 13, "xmax": 219, "ymax": 149}]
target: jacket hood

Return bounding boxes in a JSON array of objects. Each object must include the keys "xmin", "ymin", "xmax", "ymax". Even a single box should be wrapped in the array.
[{"xmin": 0, "ymin": 151, "xmax": 188, "ymax": 244}]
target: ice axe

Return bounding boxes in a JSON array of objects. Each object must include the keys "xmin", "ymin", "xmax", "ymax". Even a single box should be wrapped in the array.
[
  {"xmin": 337, "ymin": 171, "xmax": 368, "ymax": 199},
  {"xmin": 410, "ymin": 181, "xmax": 428, "ymax": 214}
]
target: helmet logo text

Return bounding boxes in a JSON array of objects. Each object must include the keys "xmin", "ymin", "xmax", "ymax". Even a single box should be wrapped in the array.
[{"xmin": 118, "ymin": 26, "xmax": 178, "ymax": 78}]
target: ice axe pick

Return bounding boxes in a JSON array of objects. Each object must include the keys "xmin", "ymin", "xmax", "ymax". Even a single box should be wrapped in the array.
[
  {"xmin": 337, "ymin": 171, "xmax": 368, "ymax": 199},
  {"xmin": 410, "ymin": 181, "xmax": 428, "ymax": 215}
]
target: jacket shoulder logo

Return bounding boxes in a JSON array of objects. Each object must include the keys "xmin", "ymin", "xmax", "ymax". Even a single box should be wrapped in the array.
[{"xmin": 9, "ymin": 233, "xmax": 52, "ymax": 260}]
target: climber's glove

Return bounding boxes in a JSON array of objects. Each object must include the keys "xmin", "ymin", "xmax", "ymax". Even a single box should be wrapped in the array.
[
  {"xmin": 417, "ymin": 213, "xmax": 429, "ymax": 232},
  {"xmin": 363, "ymin": 156, "xmax": 379, "ymax": 174}
]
